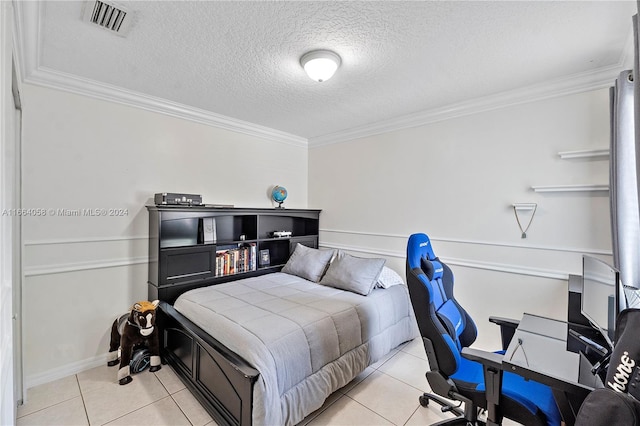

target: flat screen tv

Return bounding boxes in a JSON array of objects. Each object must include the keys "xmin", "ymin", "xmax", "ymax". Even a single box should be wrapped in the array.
[{"xmin": 581, "ymin": 255, "xmax": 620, "ymax": 349}]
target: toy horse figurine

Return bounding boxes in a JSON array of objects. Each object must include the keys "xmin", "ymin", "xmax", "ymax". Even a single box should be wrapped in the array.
[{"xmin": 107, "ymin": 300, "xmax": 161, "ymax": 385}]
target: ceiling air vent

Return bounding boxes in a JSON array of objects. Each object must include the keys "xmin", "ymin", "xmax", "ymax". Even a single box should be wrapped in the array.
[{"xmin": 83, "ymin": 0, "xmax": 132, "ymax": 36}]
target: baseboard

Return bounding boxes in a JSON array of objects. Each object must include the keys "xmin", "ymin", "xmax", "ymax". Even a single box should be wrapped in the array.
[{"xmin": 25, "ymin": 353, "xmax": 108, "ymax": 389}]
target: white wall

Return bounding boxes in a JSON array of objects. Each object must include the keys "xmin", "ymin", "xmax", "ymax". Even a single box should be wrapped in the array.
[
  {"xmin": 1, "ymin": 1, "xmax": 18, "ymax": 423},
  {"xmin": 20, "ymin": 84, "xmax": 308, "ymax": 385},
  {"xmin": 309, "ymin": 88, "xmax": 612, "ymax": 350},
  {"xmin": 18, "ymin": 78, "xmax": 613, "ymax": 382}
]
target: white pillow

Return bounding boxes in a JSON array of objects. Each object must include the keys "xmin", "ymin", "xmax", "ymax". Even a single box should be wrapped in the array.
[
  {"xmin": 376, "ymin": 266, "xmax": 405, "ymax": 289},
  {"xmin": 319, "ymin": 252, "xmax": 386, "ymax": 296},
  {"xmin": 281, "ymin": 243, "xmax": 335, "ymax": 282}
]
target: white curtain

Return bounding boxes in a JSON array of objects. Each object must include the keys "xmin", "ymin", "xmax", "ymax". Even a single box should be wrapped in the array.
[{"xmin": 610, "ymin": 68, "xmax": 639, "ymax": 292}]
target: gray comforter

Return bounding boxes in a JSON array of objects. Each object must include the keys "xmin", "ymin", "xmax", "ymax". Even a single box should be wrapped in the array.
[{"xmin": 173, "ymin": 272, "xmax": 417, "ymax": 425}]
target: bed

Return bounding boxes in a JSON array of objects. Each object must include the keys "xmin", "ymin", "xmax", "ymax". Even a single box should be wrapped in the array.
[{"xmin": 156, "ymin": 246, "xmax": 417, "ymax": 426}]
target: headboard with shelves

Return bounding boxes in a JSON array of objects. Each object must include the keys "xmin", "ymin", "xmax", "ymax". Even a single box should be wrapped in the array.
[{"xmin": 147, "ymin": 206, "xmax": 321, "ymax": 303}]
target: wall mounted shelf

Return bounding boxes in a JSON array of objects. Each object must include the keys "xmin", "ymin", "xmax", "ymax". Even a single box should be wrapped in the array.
[
  {"xmin": 512, "ymin": 203, "xmax": 537, "ymax": 211},
  {"xmin": 531, "ymin": 184, "xmax": 609, "ymax": 193},
  {"xmin": 557, "ymin": 148, "xmax": 610, "ymax": 160}
]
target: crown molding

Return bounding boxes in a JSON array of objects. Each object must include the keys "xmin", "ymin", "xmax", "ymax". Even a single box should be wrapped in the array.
[
  {"xmin": 26, "ymin": 67, "xmax": 308, "ymax": 147},
  {"xmin": 14, "ymin": 0, "xmax": 629, "ymax": 149},
  {"xmin": 11, "ymin": 0, "xmax": 39, "ymax": 86},
  {"xmin": 309, "ymin": 63, "xmax": 625, "ymax": 147},
  {"xmin": 14, "ymin": 1, "xmax": 307, "ymax": 148}
]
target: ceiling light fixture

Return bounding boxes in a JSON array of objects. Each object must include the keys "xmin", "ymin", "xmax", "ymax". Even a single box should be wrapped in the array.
[{"xmin": 300, "ymin": 50, "xmax": 341, "ymax": 82}]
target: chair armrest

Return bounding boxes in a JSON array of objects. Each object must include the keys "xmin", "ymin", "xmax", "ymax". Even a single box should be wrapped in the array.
[
  {"xmin": 489, "ymin": 316, "xmax": 520, "ymax": 351},
  {"xmin": 489, "ymin": 316, "xmax": 519, "ymax": 328},
  {"xmin": 461, "ymin": 347, "xmax": 504, "ymax": 370},
  {"xmin": 461, "ymin": 347, "xmax": 505, "ymax": 423}
]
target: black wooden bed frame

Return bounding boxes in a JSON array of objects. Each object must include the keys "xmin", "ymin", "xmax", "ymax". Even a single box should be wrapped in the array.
[
  {"xmin": 148, "ymin": 207, "xmax": 323, "ymax": 425},
  {"xmin": 157, "ymin": 301, "xmax": 259, "ymax": 426},
  {"xmin": 153, "ymin": 259, "xmax": 289, "ymax": 426}
]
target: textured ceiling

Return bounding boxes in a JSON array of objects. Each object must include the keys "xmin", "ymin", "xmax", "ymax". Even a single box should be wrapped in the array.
[{"xmin": 29, "ymin": 1, "xmax": 638, "ymax": 141}]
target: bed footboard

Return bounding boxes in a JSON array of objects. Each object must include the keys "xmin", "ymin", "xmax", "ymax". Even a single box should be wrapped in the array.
[{"xmin": 157, "ymin": 302, "xmax": 259, "ymax": 426}]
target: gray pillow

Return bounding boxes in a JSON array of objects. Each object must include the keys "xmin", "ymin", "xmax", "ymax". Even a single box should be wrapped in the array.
[
  {"xmin": 281, "ymin": 243, "xmax": 335, "ymax": 282},
  {"xmin": 320, "ymin": 252, "xmax": 386, "ymax": 296}
]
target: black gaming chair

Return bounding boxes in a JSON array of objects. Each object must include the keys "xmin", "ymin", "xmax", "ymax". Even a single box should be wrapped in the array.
[{"xmin": 406, "ymin": 233, "xmax": 561, "ymax": 426}]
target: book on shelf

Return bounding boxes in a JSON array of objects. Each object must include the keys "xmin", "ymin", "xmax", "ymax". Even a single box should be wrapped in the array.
[{"xmin": 215, "ymin": 242, "xmax": 257, "ymax": 277}]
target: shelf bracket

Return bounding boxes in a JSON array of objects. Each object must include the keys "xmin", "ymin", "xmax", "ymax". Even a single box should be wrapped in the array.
[{"xmin": 512, "ymin": 203, "xmax": 537, "ymax": 238}]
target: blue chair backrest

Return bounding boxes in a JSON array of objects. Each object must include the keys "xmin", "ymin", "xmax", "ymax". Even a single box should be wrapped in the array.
[{"xmin": 406, "ymin": 233, "xmax": 477, "ymax": 376}]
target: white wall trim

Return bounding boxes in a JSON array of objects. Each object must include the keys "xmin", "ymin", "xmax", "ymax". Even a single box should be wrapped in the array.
[
  {"xmin": 319, "ymin": 228, "xmax": 612, "ymax": 256},
  {"xmin": 14, "ymin": 1, "xmax": 630, "ymax": 151},
  {"xmin": 558, "ymin": 148, "xmax": 610, "ymax": 160},
  {"xmin": 13, "ymin": 2, "xmax": 307, "ymax": 148},
  {"xmin": 24, "ymin": 235, "xmax": 147, "ymax": 246},
  {"xmin": 27, "ymin": 67, "xmax": 308, "ymax": 147},
  {"xmin": 531, "ymin": 184, "xmax": 609, "ymax": 193},
  {"xmin": 320, "ymin": 242, "xmax": 569, "ymax": 280},
  {"xmin": 309, "ymin": 64, "xmax": 624, "ymax": 147},
  {"xmin": 24, "ymin": 256, "xmax": 148, "ymax": 277},
  {"xmin": 443, "ymin": 257, "xmax": 568, "ymax": 280},
  {"xmin": 25, "ymin": 353, "xmax": 107, "ymax": 389},
  {"xmin": 320, "ymin": 242, "xmax": 405, "ymax": 259}
]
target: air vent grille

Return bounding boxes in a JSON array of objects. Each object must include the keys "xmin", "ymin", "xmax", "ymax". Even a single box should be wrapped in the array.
[{"xmin": 83, "ymin": 0, "xmax": 132, "ymax": 35}]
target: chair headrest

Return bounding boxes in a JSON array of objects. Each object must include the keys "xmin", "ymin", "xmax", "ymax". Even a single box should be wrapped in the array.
[
  {"xmin": 421, "ymin": 257, "xmax": 444, "ymax": 281},
  {"xmin": 407, "ymin": 233, "xmax": 437, "ymax": 269}
]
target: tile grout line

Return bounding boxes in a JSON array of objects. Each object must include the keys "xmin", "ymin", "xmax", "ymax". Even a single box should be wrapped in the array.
[
  {"xmin": 376, "ymin": 349, "xmax": 432, "ymax": 393},
  {"xmin": 98, "ymin": 395, "xmax": 174, "ymax": 425},
  {"xmin": 76, "ymin": 374, "xmax": 91, "ymax": 425},
  {"xmin": 168, "ymin": 393, "xmax": 195, "ymax": 426},
  {"xmin": 299, "ymin": 392, "xmax": 344, "ymax": 425},
  {"xmin": 342, "ymin": 394, "xmax": 400, "ymax": 425},
  {"xmin": 94, "ymin": 372, "xmax": 171, "ymax": 425},
  {"xmin": 403, "ymin": 405, "xmax": 421, "ymax": 426},
  {"xmin": 154, "ymin": 369, "xmax": 198, "ymax": 425},
  {"xmin": 303, "ymin": 347, "xmax": 405, "ymax": 426},
  {"xmin": 351, "ymin": 368, "xmax": 430, "ymax": 423},
  {"xmin": 15, "ymin": 394, "xmax": 83, "ymax": 421},
  {"xmin": 339, "ymin": 354, "xmax": 429, "ymax": 426}
]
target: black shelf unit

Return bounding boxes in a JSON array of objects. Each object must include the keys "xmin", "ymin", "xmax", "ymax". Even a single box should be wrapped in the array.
[{"xmin": 147, "ymin": 206, "xmax": 321, "ymax": 303}]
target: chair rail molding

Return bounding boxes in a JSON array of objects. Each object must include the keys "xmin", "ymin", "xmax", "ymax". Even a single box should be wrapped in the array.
[
  {"xmin": 320, "ymin": 242, "xmax": 569, "ymax": 280},
  {"xmin": 24, "ymin": 235, "xmax": 148, "ymax": 246},
  {"xmin": 24, "ymin": 256, "xmax": 148, "ymax": 277},
  {"xmin": 319, "ymin": 228, "xmax": 612, "ymax": 256}
]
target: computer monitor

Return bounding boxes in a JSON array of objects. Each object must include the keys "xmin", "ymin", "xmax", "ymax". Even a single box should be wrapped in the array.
[{"xmin": 581, "ymin": 255, "xmax": 620, "ymax": 349}]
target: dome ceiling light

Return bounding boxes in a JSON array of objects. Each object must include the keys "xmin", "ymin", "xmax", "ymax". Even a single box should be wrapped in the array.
[{"xmin": 300, "ymin": 50, "xmax": 341, "ymax": 82}]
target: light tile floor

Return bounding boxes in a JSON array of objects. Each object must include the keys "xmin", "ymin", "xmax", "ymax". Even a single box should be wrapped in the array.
[{"xmin": 17, "ymin": 339, "xmax": 520, "ymax": 426}]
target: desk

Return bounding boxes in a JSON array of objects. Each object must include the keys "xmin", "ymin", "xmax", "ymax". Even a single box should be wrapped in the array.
[{"xmin": 503, "ymin": 313, "xmax": 604, "ymax": 425}]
